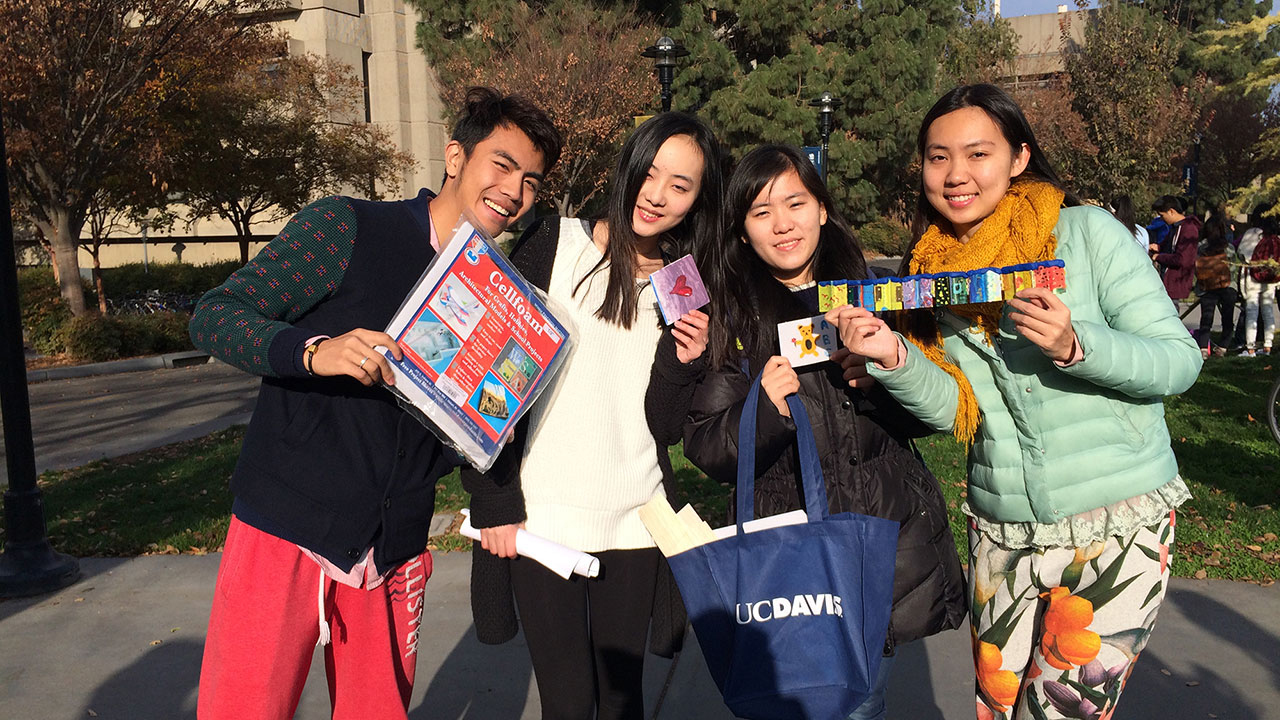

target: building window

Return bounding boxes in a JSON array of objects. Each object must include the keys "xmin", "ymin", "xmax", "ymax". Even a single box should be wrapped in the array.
[{"xmin": 362, "ymin": 51, "xmax": 372, "ymax": 123}]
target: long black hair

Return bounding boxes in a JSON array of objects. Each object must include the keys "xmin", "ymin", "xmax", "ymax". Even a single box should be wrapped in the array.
[
  {"xmin": 707, "ymin": 144, "xmax": 869, "ymax": 369},
  {"xmin": 1111, "ymin": 194, "xmax": 1138, "ymax": 233},
  {"xmin": 575, "ymin": 112, "xmax": 724, "ymax": 328},
  {"xmin": 1202, "ymin": 211, "xmax": 1229, "ymax": 254},
  {"xmin": 902, "ymin": 83, "xmax": 1079, "ymax": 276}
]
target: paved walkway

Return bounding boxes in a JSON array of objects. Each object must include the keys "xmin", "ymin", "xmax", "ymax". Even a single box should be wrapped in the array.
[
  {"xmin": 3, "ymin": 321, "xmax": 1278, "ymax": 718},
  {"xmin": 1, "ymin": 358, "xmax": 258, "ymax": 484},
  {"xmin": 1, "ymin": 552, "xmax": 1277, "ymax": 719}
]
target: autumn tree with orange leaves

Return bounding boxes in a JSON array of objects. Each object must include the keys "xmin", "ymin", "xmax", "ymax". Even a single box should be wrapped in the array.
[
  {"xmin": 422, "ymin": 3, "xmax": 659, "ymax": 217},
  {"xmin": 1008, "ymin": 80, "xmax": 1098, "ymax": 190},
  {"xmin": 1061, "ymin": 4, "xmax": 1206, "ymax": 204},
  {"xmin": 171, "ymin": 52, "xmax": 416, "ymax": 264},
  {"xmin": 0, "ymin": 0, "xmax": 276, "ymax": 316}
]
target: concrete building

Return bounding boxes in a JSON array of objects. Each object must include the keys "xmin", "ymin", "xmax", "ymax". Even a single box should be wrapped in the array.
[
  {"xmin": 1006, "ymin": 7, "xmax": 1092, "ymax": 84},
  {"xmin": 280, "ymin": 0, "xmax": 447, "ymax": 194},
  {"xmin": 78, "ymin": 0, "xmax": 448, "ymax": 269}
]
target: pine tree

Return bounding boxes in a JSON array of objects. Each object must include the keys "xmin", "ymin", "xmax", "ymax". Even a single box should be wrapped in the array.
[
  {"xmin": 672, "ymin": 0, "xmax": 967, "ymax": 223},
  {"xmin": 411, "ymin": 0, "xmax": 1011, "ymax": 223},
  {"xmin": 1197, "ymin": 14, "xmax": 1280, "ymax": 215},
  {"xmin": 1124, "ymin": 0, "xmax": 1278, "ymax": 86}
]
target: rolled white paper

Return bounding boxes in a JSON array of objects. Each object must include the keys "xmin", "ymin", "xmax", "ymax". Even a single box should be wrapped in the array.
[{"xmin": 459, "ymin": 509, "xmax": 600, "ymax": 579}]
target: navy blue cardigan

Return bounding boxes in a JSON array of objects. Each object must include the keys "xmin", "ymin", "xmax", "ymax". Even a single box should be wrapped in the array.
[{"xmin": 208, "ymin": 191, "xmax": 456, "ymax": 571}]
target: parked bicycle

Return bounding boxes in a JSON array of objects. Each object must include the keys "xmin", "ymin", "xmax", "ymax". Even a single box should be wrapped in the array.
[{"xmin": 106, "ymin": 290, "xmax": 198, "ymax": 316}]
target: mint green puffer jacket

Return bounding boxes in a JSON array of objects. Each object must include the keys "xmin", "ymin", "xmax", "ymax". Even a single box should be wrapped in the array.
[{"xmin": 868, "ymin": 205, "xmax": 1202, "ymax": 525}]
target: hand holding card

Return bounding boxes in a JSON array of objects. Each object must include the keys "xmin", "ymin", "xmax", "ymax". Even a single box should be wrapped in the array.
[{"xmin": 673, "ymin": 310, "xmax": 710, "ymax": 364}]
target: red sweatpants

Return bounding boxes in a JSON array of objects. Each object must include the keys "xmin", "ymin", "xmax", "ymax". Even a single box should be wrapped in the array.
[{"xmin": 198, "ymin": 516, "xmax": 433, "ymax": 720}]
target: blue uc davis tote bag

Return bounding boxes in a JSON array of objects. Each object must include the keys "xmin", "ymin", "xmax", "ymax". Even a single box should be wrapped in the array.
[{"xmin": 667, "ymin": 373, "xmax": 899, "ymax": 719}]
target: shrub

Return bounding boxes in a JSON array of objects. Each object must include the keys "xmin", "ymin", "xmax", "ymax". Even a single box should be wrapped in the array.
[
  {"xmin": 20, "ymin": 261, "xmax": 236, "ymax": 356},
  {"xmin": 138, "ymin": 312, "xmax": 196, "ymax": 354},
  {"xmin": 18, "ymin": 268, "xmax": 74, "ymax": 354},
  {"xmin": 101, "ymin": 261, "xmax": 240, "ymax": 298},
  {"xmin": 59, "ymin": 312, "xmax": 194, "ymax": 362},
  {"xmin": 58, "ymin": 315, "xmax": 126, "ymax": 361},
  {"xmin": 857, "ymin": 217, "xmax": 912, "ymax": 257}
]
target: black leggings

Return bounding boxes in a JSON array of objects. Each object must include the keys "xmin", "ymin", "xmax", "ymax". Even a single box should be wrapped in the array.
[
  {"xmin": 510, "ymin": 546, "xmax": 659, "ymax": 720},
  {"xmin": 1197, "ymin": 287, "xmax": 1239, "ymax": 349}
]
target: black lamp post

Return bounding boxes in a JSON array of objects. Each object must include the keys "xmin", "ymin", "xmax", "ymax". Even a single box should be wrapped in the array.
[
  {"xmin": 1191, "ymin": 131, "xmax": 1202, "ymax": 217},
  {"xmin": 0, "ymin": 109, "xmax": 81, "ymax": 598},
  {"xmin": 641, "ymin": 36, "xmax": 689, "ymax": 113},
  {"xmin": 808, "ymin": 91, "xmax": 842, "ymax": 183}
]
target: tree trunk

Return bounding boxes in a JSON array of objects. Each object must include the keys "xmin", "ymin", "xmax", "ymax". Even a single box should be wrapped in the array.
[
  {"xmin": 33, "ymin": 221, "xmax": 61, "ymax": 285},
  {"xmin": 46, "ymin": 240, "xmax": 60, "ymax": 286},
  {"xmin": 49, "ymin": 206, "xmax": 88, "ymax": 316},
  {"xmin": 233, "ymin": 216, "xmax": 252, "ymax": 264},
  {"xmin": 90, "ymin": 246, "xmax": 107, "ymax": 314}
]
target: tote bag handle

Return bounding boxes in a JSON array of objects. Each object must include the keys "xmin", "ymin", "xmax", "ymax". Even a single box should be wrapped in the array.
[{"xmin": 736, "ymin": 372, "xmax": 831, "ymax": 533}]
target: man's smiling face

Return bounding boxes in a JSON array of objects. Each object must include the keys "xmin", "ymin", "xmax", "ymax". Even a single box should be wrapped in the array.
[{"xmin": 445, "ymin": 123, "xmax": 547, "ymax": 237}]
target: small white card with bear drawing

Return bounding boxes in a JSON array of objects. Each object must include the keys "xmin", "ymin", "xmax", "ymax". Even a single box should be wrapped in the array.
[{"xmin": 777, "ymin": 315, "xmax": 837, "ymax": 368}]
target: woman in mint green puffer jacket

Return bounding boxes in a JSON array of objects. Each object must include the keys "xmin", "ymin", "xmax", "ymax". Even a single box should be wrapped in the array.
[
  {"xmin": 830, "ymin": 84, "xmax": 1202, "ymax": 720},
  {"xmin": 864, "ymin": 202, "xmax": 1200, "ymax": 526}
]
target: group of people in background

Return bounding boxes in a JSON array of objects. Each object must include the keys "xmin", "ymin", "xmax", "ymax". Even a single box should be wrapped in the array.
[
  {"xmin": 1110, "ymin": 192, "xmax": 1280, "ymax": 358},
  {"xmin": 191, "ymin": 81, "xmax": 1208, "ymax": 720},
  {"xmin": 1235, "ymin": 216, "xmax": 1280, "ymax": 356}
]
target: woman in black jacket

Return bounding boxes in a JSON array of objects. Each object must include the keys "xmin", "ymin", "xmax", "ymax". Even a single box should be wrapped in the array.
[{"xmin": 648, "ymin": 145, "xmax": 965, "ymax": 720}]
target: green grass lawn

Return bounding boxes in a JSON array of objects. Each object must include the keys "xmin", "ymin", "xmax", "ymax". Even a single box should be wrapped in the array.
[
  {"xmin": 1158, "ymin": 356, "xmax": 1280, "ymax": 581},
  {"xmin": 921, "ymin": 355, "xmax": 1280, "ymax": 583},
  {"xmin": 18, "ymin": 428, "xmax": 241, "ymax": 557},
  {"xmin": 6, "ymin": 357, "xmax": 1277, "ymax": 583}
]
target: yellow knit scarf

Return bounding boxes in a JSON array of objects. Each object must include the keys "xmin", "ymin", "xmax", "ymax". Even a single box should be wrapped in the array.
[{"xmin": 903, "ymin": 179, "xmax": 1064, "ymax": 445}]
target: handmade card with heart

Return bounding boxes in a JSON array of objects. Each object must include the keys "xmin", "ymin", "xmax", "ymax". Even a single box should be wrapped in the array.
[{"xmin": 650, "ymin": 254, "xmax": 710, "ymax": 325}]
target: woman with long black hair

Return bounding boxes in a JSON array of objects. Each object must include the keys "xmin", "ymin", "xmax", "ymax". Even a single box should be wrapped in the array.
[
  {"xmin": 463, "ymin": 112, "xmax": 724, "ymax": 720},
  {"xmin": 1109, "ymin": 194, "xmax": 1150, "ymax": 249}
]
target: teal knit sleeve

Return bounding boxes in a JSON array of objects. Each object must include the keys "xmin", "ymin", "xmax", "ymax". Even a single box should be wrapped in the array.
[
  {"xmin": 1056, "ymin": 207, "xmax": 1203, "ymax": 398},
  {"xmin": 865, "ymin": 333, "xmax": 961, "ymax": 433},
  {"xmin": 188, "ymin": 197, "xmax": 358, "ymax": 377}
]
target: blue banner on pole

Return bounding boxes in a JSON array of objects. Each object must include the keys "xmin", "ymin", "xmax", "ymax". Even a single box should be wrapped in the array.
[{"xmin": 804, "ymin": 146, "xmax": 824, "ymax": 179}]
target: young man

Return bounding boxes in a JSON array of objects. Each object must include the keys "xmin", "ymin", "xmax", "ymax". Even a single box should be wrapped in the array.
[
  {"xmin": 190, "ymin": 87, "xmax": 562, "ymax": 720},
  {"xmin": 1150, "ymin": 195, "xmax": 1201, "ymax": 306}
]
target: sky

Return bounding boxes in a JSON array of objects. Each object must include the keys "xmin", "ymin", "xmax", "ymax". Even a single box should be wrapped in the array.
[
  {"xmin": 997, "ymin": 0, "xmax": 1278, "ymax": 16},
  {"xmin": 998, "ymin": 0, "xmax": 1096, "ymax": 16}
]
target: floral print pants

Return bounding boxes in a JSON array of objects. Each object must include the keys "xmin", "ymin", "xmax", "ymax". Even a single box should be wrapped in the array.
[{"xmin": 968, "ymin": 511, "xmax": 1175, "ymax": 720}]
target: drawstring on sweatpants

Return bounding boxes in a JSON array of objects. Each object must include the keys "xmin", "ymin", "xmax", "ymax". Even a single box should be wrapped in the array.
[{"xmin": 317, "ymin": 572, "xmax": 332, "ymax": 646}]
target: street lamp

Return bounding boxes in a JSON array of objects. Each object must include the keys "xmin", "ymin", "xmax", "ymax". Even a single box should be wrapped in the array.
[
  {"xmin": 0, "ymin": 109, "xmax": 81, "ymax": 597},
  {"xmin": 641, "ymin": 36, "xmax": 689, "ymax": 113},
  {"xmin": 809, "ymin": 91, "xmax": 842, "ymax": 183}
]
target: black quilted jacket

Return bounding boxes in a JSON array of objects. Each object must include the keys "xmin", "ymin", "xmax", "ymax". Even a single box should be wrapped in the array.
[{"xmin": 649, "ymin": 305, "xmax": 966, "ymax": 652}]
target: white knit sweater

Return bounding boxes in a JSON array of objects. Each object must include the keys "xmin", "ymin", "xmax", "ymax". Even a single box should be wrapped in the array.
[{"xmin": 518, "ymin": 220, "xmax": 665, "ymax": 552}]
